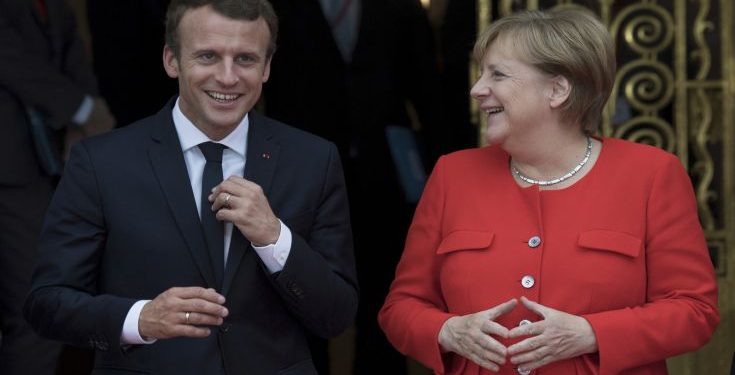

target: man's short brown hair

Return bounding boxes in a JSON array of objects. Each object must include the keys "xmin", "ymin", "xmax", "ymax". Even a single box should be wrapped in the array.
[{"xmin": 165, "ymin": 0, "xmax": 278, "ymax": 59}]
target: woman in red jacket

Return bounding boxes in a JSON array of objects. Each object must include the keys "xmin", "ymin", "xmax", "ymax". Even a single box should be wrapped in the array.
[{"xmin": 379, "ymin": 8, "xmax": 719, "ymax": 375}]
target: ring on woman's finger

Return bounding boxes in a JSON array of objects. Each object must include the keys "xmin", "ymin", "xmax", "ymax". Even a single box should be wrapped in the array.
[
  {"xmin": 185, "ymin": 311, "xmax": 191, "ymax": 325},
  {"xmin": 224, "ymin": 193, "xmax": 232, "ymax": 208}
]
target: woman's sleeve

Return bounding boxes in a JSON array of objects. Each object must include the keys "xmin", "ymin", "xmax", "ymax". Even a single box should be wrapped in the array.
[
  {"xmin": 378, "ymin": 156, "xmax": 457, "ymax": 373},
  {"xmin": 583, "ymin": 154, "xmax": 719, "ymax": 375}
]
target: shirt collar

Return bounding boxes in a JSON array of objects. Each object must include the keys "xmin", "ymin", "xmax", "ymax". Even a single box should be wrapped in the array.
[{"xmin": 171, "ymin": 98, "xmax": 248, "ymax": 158}]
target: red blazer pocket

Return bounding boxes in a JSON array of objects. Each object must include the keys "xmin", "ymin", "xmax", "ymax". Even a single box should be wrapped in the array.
[
  {"xmin": 578, "ymin": 229, "xmax": 642, "ymax": 258},
  {"xmin": 437, "ymin": 231, "xmax": 495, "ymax": 255}
]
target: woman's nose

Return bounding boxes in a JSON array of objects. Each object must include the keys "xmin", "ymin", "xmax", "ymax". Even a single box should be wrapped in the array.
[{"xmin": 470, "ymin": 78, "xmax": 489, "ymax": 100}]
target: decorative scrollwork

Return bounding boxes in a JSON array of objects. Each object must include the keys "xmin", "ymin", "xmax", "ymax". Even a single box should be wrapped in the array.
[
  {"xmin": 611, "ymin": 3, "xmax": 674, "ymax": 55},
  {"xmin": 547, "ymin": 3, "xmax": 595, "ymax": 14},
  {"xmin": 615, "ymin": 59, "xmax": 675, "ymax": 113},
  {"xmin": 613, "ymin": 116, "xmax": 676, "ymax": 152},
  {"xmin": 687, "ymin": 0, "xmax": 716, "ymax": 234},
  {"xmin": 690, "ymin": 88, "xmax": 716, "ymax": 231},
  {"xmin": 690, "ymin": 0, "xmax": 713, "ymax": 80}
]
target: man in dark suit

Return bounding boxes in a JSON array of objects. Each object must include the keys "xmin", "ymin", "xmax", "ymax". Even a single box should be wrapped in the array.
[
  {"xmin": 0, "ymin": 1, "xmax": 114, "ymax": 374},
  {"xmin": 24, "ymin": 0, "xmax": 357, "ymax": 374},
  {"xmin": 263, "ymin": 1, "xmax": 471, "ymax": 373}
]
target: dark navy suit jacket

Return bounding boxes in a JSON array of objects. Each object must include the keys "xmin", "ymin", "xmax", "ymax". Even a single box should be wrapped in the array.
[{"xmin": 25, "ymin": 100, "xmax": 358, "ymax": 375}]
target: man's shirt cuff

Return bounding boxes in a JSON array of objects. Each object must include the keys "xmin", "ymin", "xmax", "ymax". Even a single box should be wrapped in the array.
[
  {"xmin": 252, "ymin": 220, "xmax": 292, "ymax": 273},
  {"xmin": 71, "ymin": 95, "xmax": 94, "ymax": 125},
  {"xmin": 121, "ymin": 300, "xmax": 156, "ymax": 345}
]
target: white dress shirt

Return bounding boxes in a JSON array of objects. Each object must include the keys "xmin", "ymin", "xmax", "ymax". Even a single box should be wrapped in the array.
[{"xmin": 120, "ymin": 99, "xmax": 292, "ymax": 344}]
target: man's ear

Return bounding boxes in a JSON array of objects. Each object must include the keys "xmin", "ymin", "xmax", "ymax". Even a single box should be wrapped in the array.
[
  {"xmin": 262, "ymin": 55, "xmax": 272, "ymax": 83},
  {"xmin": 162, "ymin": 45, "xmax": 179, "ymax": 79},
  {"xmin": 548, "ymin": 75, "xmax": 571, "ymax": 109}
]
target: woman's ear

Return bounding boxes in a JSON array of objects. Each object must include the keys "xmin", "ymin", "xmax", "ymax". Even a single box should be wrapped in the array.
[{"xmin": 548, "ymin": 75, "xmax": 571, "ymax": 109}]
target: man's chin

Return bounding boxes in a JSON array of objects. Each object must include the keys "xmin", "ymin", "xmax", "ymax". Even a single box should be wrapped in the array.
[{"xmin": 210, "ymin": 115, "xmax": 246, "ymax": 130}]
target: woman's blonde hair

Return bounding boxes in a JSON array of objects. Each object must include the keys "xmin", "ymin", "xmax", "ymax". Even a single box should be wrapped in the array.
[{"xmin": 473, "ymin": 9, "xmax": 615, "ymax": 133}]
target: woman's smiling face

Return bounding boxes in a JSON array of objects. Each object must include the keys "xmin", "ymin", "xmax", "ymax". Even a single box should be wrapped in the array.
[{"xmin": 470, "ymin": 36, "xmax": 557, "ymax": 147}]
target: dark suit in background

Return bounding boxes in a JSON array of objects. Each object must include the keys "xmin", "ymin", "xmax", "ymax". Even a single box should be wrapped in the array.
[
  {"xmin": 263, "ymin": 1, "xmax": 469, "ymax": 373},
  {"xmin": 0, "ymin": 0, "xmax": 100, "ymax": 373},
  {"xmin": 87, "ymin": 0, "xmax": 176, "ymax": 127}
]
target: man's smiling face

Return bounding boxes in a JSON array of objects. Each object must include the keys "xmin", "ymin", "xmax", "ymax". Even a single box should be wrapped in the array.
[{"xmin": 163, "ymin": 5, "xmax": 272, "ymax": 140}]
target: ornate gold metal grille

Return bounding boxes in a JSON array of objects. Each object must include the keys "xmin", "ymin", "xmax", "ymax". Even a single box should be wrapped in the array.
[{"xmin": 474, "ymin": 1, "xmax": 734, "ymax": 373}]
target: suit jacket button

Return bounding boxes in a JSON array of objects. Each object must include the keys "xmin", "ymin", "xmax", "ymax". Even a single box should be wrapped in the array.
[{"xmin": 220, "ymin": 323, "xmax": 231, "ymax": 333}]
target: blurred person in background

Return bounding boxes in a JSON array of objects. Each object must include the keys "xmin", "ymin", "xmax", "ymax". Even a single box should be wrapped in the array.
[
  {"xmin": 263, "ymin": 1, "xmax": 472, "ymax": 372},
  {"xmin": 0, "ymin": 0, "xmax": 114, "ymax": 374}
]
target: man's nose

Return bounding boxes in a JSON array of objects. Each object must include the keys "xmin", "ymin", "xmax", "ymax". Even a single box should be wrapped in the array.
[{"xmin": 215, "ymin": 61, "xmax": 238, "ymax": 86}]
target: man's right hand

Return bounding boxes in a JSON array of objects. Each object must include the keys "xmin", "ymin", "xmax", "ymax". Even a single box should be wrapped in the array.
[
  {"xmin": 139, "ymin": 287, "xmax": 228, "ymax": 340},
  {"xmin": 438, "ymin": 298, "xmax": 518, "ymax": 372}
]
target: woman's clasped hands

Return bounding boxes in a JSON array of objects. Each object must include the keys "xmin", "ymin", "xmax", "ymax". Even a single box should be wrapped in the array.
[{"xmin": 438, "ymin": 297, "xmax": 598, "ymax": 373}]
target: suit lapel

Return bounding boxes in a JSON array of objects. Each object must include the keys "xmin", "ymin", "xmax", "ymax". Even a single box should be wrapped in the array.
[
  {"xmin": 222, "ymin": 112, "xmax": 280, "ymax": 296},
  {"xmin": 148, "ymin": 102, "xmax": 217, "ymax": 288},
  {"xmin": 244, "ymin": 112, "xmax": 280, "ymax": 195}
]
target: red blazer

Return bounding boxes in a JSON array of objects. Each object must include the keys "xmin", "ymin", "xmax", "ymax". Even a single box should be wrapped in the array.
[{"xmin": 379, "ymin": 138, "xmax": 718, "ymax": 375}]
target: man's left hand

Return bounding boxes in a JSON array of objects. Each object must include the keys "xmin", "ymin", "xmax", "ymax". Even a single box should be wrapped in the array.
[
  {"xmin": 209, "ymin": 176, "xmax": 280, "ymax": 246},
  {"xmin": 507, "ymin": 296, "xmax": 598, "ymax": 372}
]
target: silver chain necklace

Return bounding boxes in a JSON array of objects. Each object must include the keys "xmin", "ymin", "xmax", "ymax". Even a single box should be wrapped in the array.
[{"xmin": 511, "ymin": 136, "xmax": 593, "ymax": 186}]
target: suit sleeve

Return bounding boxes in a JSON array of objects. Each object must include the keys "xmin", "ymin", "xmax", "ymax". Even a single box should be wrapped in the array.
[
  {"xmin": 270, "ymin": 143, "xmax": 359, "ymax": 338},
  {"xmin": 24, "ymin": 141, "xmax": 136, "ymax": 351},
  {"xmin": 583, "ymin": 155, "xmax": 719, "ymax": 374},
  {"xmin": 0, "ymin": 4, "xmax": 90, "ymax": 128},
  {"xmin": 378, "ymin": 157, "xmax": 458, "ymax": 373}
]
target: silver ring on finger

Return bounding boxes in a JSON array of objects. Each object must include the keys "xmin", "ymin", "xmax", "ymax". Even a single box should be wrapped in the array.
[
  {"xmin": 185, "ymin": 311, "xmax": 191, "ymax": 325},
  {"xmin": 224, "ymin": 193, "xmax": 232, "ymax": 208}
]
